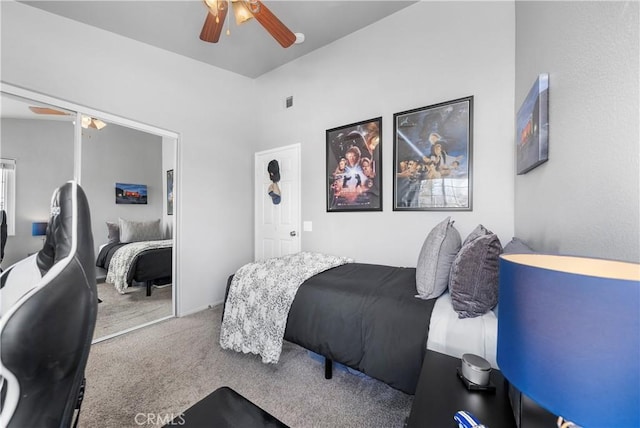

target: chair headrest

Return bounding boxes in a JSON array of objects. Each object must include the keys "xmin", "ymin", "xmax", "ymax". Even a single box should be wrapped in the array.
[{"xmin": 0, "ymin": 181, "xmax": 97, "ymax": 428}]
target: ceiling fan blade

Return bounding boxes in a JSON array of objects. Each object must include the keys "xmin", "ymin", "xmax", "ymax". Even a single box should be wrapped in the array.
[
  {"xmin": 244, "ymin": 1, "xmax": 296, "ymax": 48},
  {"xmin": 29, "ymin": 106, "xmax": 69, "ymax": 116},
  {"xmin": 200, "ymin": 7, "xmax": 228, "ymax": 43}
]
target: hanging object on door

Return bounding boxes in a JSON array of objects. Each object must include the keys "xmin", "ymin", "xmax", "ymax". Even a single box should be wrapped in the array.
[
  {"xmin": 268, "ymin": 182, "xmax": 281, "ymax": 205},
  {"xmin": 267, "ymin": 159, "xmax": 281, "ymax": 205},
  {"xmin": 268, "ymin": 159, "xmax": 280, "ymax": 182}
]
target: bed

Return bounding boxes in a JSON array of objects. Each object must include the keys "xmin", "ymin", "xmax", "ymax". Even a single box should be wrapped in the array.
[
  {"xmin": 221, "ymin": 219, "xmax": 508, "ymax": 395},
  {"xmin": 96, "ymin": 219, "xmax": 172, "ymax": 296},
  {"xmin": 222, "ymin": 261, "xmax": 497, "ymax": 395}
]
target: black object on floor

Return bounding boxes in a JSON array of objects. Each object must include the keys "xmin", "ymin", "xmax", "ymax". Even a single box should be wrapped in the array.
[{"xmin": 166, "ymin": 386, "xmax": 288, "ymax": 428}]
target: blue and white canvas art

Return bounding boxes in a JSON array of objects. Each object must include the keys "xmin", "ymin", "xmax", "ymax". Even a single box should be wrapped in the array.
[{"xmin": 516, "ymin": 73, "xmax": 549, "ymax": 174}]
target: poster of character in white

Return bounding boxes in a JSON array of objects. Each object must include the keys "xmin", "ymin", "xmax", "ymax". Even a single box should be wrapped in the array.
[
  {"xmin": 326, "ymin": 117, "xmax": 382, "ymax": 212},
  {"xmin": 393, "ymin": 97, "xmax": 473, "ymax": 211}
]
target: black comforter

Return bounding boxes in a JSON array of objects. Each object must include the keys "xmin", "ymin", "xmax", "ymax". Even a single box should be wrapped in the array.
[
  {"xmin": 96, "ymin": 242, "xmax": 172, "ymax": 286},
  {"xmin": 225, "ymin": 262, "xmax": 436, "ymax": 394}
]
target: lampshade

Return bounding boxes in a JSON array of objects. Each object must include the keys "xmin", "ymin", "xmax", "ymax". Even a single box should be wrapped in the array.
[
  {"xmin": 497, "ymin": 254, "xmax": 640, "ymax": 427},
  {"xmin": 31, "ymin": 222, "xmax": 48, "ymax": 237}
]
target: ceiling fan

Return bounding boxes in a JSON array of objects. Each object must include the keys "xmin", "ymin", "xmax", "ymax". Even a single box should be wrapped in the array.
[
  {"xmin": 29, "ymin": 106, "xmax": 107, "ymax": 130},
  {"xmin": 200, "ymin": 0, "xmax": 297, "ymax": 48}
]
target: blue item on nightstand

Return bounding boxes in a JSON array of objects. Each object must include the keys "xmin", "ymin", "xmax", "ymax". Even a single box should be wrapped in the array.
[{"xmin": 454, "ymin": 410, "xmax": 486, "ymax": 428}]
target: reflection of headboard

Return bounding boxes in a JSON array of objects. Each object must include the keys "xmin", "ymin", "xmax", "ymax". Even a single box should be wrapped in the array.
[{"xmin": 104, "ymin": 218, "xmax": 163, "ymax": 245}]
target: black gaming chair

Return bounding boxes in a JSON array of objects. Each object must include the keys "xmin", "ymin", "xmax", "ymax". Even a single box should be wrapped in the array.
[{"xmin": 0, "ymin": 181, "xmax": 97, "ymax": 428}]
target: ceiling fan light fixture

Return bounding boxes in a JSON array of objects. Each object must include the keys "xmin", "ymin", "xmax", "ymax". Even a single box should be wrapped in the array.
[
  {"xmin": 232, "ymin": 1, "xmax": 254, "ymax": 25},
  {"xmin": 203, "ymin": 0, "xmax": 226, "ymax": 17},
  {"xmin": 92, "ymin": 118, "xmax": 107, "ymax": 130},
  {"xmin": 81, "ymin": 115, "xmax": 107, "ymax": 130}
]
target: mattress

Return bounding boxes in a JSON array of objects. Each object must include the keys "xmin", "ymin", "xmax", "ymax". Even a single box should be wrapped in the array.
[{"xmin": 426, "ymin": 291, "xmax": 498, "ymax": 368}]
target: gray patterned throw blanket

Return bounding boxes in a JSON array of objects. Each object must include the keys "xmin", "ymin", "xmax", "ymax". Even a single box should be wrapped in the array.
[
  {"xmin": 220, "ymin": 251, "xmax": 353, "ymax": 363},
  {"xmin": 106, "ymin": 239, "xmax": 172, "ymax": 294}
]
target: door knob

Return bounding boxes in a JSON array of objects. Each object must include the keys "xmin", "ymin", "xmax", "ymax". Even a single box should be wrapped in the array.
[{"xmin": 290, "ymin": 231, "xmax": 297, "ymax": 237}]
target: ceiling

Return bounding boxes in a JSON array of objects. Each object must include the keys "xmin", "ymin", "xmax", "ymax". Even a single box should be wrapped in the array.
[{"xmin": 19, "ymin": 1, "xmax": 417, "ymax": 79}]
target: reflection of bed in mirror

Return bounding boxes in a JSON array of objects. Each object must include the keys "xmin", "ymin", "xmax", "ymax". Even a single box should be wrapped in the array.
[
  {"xmin": 96, "ymin": 240, "xmax": 172, "ymax": 296},
  {"xmin": 96, "ymin": 218, "xmax": 172, "ymax": 296}
]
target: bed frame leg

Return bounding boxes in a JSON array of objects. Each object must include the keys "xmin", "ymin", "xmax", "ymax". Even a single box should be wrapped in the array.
[
  {"xmin": 146, "ymin": 280, "xmax": 152, "ymax": 296},
  {"xmin": 324, "ymin": 358, "xmax": 333, "ymax": 379}
]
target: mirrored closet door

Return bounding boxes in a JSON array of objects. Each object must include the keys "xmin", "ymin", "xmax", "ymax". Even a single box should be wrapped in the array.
[{"xmin": 0, "ymin": 89, "xmax": 177, "ymax": 342}]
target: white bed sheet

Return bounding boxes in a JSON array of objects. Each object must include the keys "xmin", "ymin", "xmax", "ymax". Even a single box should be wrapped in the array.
[{"xmin": 426, "ymin": 291, "xmax": 498, "ymax": 368}]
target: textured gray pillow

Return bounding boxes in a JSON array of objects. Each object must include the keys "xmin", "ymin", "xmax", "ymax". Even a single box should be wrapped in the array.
[
  {"xmin": 118, "ymin": 218, "xmax": 162, "ymax": 243},
  {"xmin": 463, "ymin": 224, "xmax": 490, "ymax": 246},
  {"xmin": 106, "ymin": 221, "xmax": 120, "ymax": 244},
  {"xmin": 449, "ymin": 231, "xmax": 503, "ymax": 318},
  {"xmin": 415, "ymin": 217, "xmax": 461, "ymax": 300}
]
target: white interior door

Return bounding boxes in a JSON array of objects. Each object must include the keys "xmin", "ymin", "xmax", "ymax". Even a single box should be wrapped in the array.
[{"xmin": 254, "ymin": 144, "xmax": 301, "ymax": 261}]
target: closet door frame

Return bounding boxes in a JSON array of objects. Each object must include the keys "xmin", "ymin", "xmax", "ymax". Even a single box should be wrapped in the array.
[{"xmin": 1, "ymin": 83, "xmax": 181, "ymax": 334}]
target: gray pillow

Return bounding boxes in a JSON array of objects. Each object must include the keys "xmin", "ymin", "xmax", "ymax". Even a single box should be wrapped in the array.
[
  {"xmin": 503, "ymin": 237, "xmax": 535, "ymax": 254},
  {"xmin": 118, "ymin": 218, "xmax": 162, "ymax": 243},
  {"xmin": 106, "ymin": 221, "xmax": 120, "ymax": 244},
  {"xmin": 463, "ymin": 224, "xmax": 490, "ymax": 246},
  {"xmin": 449, "ymin": 230, "xmax": 503, "ymax": 318},
  {"xmin": 415, "ymin": 217, "xmax": 461, "ymax": 300}
]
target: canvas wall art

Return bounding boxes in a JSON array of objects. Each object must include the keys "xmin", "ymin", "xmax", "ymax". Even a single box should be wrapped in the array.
[
  {"xmin": 115, "ymin": 183, "xmax": 147, "ymax": 205},
  {"xmin": 516, "ymin": 73, "xmax": 549, "ymax": 174}
]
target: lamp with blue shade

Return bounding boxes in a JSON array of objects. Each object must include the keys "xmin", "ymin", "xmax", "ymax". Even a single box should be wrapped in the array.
[
  {"xmin": 32, "ymin": 221, "xmax": 48, "ymax": 242},
  {"xmin": 497, "ymin": 253, "xmax": 640, "ymax": 428}
]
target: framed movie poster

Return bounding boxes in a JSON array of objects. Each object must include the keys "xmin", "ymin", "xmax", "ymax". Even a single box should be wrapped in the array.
[
  {"xmin": 326, "ymin": 117, "xmax": 382, "ymax": 212},
  {"xmin": 516, "ymin": 73, "xmax": 549, "ymax": 174},
  {"xmin": 393, "ymin": 96, "xmax": 473, "ymax": 211},
  {"xmin": 166, "ymin": 169, "xmax": 174, "ymax": 215}
]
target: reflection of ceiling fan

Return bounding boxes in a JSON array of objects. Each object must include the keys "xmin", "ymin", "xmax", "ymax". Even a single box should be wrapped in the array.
[
  {"xmin": 29, "ymin": 106, "xmax": 107, "ymax": 130},
  {"xmin": 200, "ymin": 0, "xmax": 296, "ymax": 48}
]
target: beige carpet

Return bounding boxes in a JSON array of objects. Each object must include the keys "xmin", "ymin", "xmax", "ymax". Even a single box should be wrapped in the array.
[
  {"xmin": 94, "ymin": 281, "xmax": 172, "ymax": 340},
  {"xmin": 80, "ymin": 305, "xmax": 413, "ymax": 428}
]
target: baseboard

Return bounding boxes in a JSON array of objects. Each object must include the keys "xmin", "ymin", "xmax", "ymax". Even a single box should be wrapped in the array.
[{"xmin": 179, "ymin": 304, "xmax": 216, "ymax": 317}]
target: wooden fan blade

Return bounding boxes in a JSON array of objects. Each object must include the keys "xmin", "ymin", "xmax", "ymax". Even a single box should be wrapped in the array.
[
  {"xmin": 244, "ymin": 1, "xmax": 296, "ymax": 48},
  {"xmin": 200, "ymin": 7, "xmax": 227, "ymax": 43},
  {"xmin": 29, "ymin": 106, "xmax": 69, "ymax": 116}
]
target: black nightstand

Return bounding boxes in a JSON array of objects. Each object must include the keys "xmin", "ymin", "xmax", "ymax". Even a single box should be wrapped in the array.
[{"xmin": 407, "ymin": 350, "xmax": 516, "ymax": 428}]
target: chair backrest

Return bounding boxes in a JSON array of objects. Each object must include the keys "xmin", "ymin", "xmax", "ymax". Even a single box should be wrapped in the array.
[{"xmin": 0, "ymin": 181, "xmax": 97, "ymax": 428}]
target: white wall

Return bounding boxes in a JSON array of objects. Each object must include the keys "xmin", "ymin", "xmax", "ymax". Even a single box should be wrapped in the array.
[
  {"xmin": 514, "ymin": 1, "xmax": 639, "ymax": 262},
  {"xmin": 80, "ymin": 123, "xmax": 164, "ymax": 256},
  {"xmin": 255, "ymin": 1, "xmax": 516, "ymax": 267},
  {"xmin": 1, "ymin": 1, "xmax": 256, "ymax": 314},
  {"xmin": 0, "ymin": 119, "xmax": 75, "ymax": 266}
]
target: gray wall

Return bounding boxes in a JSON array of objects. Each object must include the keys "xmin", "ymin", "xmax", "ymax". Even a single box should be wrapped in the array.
[
  {"xmin": 255, "ymin": 1, "xmax": 516, "ymax": 267},
  {"xmin": 2, "ymin": 1, "xmax": 255, "ymax": 315},
  {"xmin": 0, "ymin": 119, "xmax": 75, "ymax": 267},
  {"xmin": 0, "ymin": 118, "xmax": 164, "ymax": 267},
  {"xmin": 81, "ymin": 122, "xmax": 164, "ymax": 256},
  {"xmin": 514, "ymin": 1, "xmax": 639, "ymax": 262}
]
